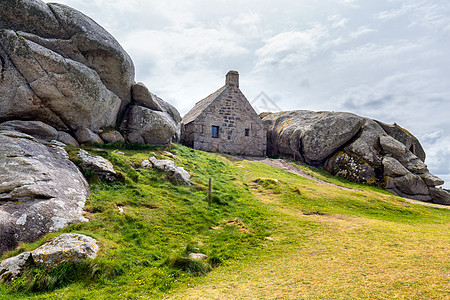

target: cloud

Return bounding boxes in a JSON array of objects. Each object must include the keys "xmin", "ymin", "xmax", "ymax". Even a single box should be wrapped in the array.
[
  {"xmin": 232, "ymin": 12, "xmax": 264, "ymax": 37},
  {"xmin": 328, "ymin": 14, "xmax": 350, "ymax": 29},
  {"xmin": 408, "ymin": 1, "xmax": 450, "ymax": 32},
  {"xmin": 421, "ymin": 130, "xmax": 444, "ymax": 144},
  {"xmin": 254, "ymin": 24, "xmax": 329, "ymax": 70},
  {"xmin": 121, "ymin": 24, "xmax": 250, "ymax": 113},
  {"xmin": 375, "ymin": 1, "xmax": 450, "ymax": 32},
  {"xmin": 333, "ymin": 70, "xmax": 450, "ymax": 134},
  {"xmin": 375, "ymin": 4, "xmax": 412, "ymax": 21},
  {"xmin": 126, "ymin": 27, "xmax": 247, "ymax": 62},
  {"xmin": 349, "ymin": 26, "xmax": 376, "ymax": 39},
  {"xmin": 339, "ymin": 0, "xmax": 359, "ymax": 7},
  {"xmin": 333, "ymin": 41, "xmax": 421, "ymax": 65},
  {"xmin": 122, "ymin": 23, "xmax": 249, "ymax": 81},
  {"xmin": 423, "ymin": 134, "xmax": 450, "ymax": 175}
]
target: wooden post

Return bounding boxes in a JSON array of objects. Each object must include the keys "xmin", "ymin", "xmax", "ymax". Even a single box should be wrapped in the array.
[{"xmin": 208, "ymin": 178, "xmax": 212, "ymax": 202}]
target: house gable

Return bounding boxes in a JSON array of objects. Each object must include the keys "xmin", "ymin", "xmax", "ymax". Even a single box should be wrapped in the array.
[
  {"xmin": 182, "ymin": 86, "xmax": 227, "ymax": 125},
  {"xmin": 181, "ymin": 71, "xmax": 266, "ymax": 156}
]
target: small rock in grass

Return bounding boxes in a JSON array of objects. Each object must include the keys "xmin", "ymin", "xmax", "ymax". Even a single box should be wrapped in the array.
[
  {"xmin": 188, "ymin": 253, "xmax": 207, "ymax": 261},
  {"xmin": 77, "ymin": 149, "xmax": 117, "ymax": 181},
  {"xmin": 141, "ymin": 159, "xmax": 152, "ymax": 168},
  {"xmin": 147, "ymin": 157, "xmax": 192, "ymax": 185},
  {"xmin": 0, "ymin": 234, "xmax": 98, "ymax": 281}
]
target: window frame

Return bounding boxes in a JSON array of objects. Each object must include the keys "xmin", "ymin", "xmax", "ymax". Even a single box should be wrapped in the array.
[
  {"xmin": 212, "ymin": 125, "xmax": 219, "ymax": 138},
  {"xmin": 244, "ymin": 128, "xmax": 250, "ymax": 137}
]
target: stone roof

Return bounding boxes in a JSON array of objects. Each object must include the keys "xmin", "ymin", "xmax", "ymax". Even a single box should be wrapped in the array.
[{"xmin": 182, "ymin": 86, "xmax": 227, "ymax": 125}]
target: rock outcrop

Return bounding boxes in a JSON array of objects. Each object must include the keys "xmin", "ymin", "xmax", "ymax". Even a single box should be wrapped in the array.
[
  {"xmin": 0, "ymin": 120, "xmax": 58, "ymax": 141},
  {"xmin": 0, "ymin": 234, "xmax": 98, "ymax": 281},
  {"xmin": 263, "ymin": 110, "xmax": 449, "ymax": 205},
  {"xmin": 120, "ymin": 82, "xmax": 181, "ymax": 144},
  {"xmin": 77, "ymin": 149, "xmax": 118, "ymax": 181},
  {"xmin": 142, "ymin": 157, "xmax": 193, "ymax": 185},
  {"xmin": 429, "ymin": 187, "xmax": 450, "ymax": 205},
  {"xmin": 75, "ymin": 128, "xmax": 104, "ymax": 145},
  {"xmin": 0, "ymin": 0, "xmax": 180, "ymax": 146},
  {"xmin": 0, "ymin": 0, "xmax": 129, "ymax": 132},
  {"xmin": 0, "ymin": 130, "xmax": 90, "ymax": 256},
  {"xmin": 100, "ymin": 130, "xmax": 125, "ymax": 144}
]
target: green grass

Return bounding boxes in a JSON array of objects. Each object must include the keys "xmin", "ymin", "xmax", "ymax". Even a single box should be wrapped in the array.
[{"xmin": 1, "ymin": 143, "xmax": 449, "ymax": 299}]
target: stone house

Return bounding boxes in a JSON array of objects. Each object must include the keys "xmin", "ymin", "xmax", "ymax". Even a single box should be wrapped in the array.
[{"xmin": 181, "ymin": 71, "xmax": 266, "ymax": 156}]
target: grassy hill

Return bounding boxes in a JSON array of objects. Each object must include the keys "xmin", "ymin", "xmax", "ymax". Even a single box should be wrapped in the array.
[{"xmin": 1, "ymin": 144, "xmax": 449, "ymax": 299}]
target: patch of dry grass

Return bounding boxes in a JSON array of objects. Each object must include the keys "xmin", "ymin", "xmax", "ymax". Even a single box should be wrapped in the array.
[
  {"xmin": 170, "ymin": 216, "xmax": 449, "ymax": 299},
  {"xmin": 169, "ymin": 159, "xmax": 450, "ymax": 300}
]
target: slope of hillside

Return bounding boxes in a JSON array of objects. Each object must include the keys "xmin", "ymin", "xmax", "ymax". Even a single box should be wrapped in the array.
[{"xmin": 1, "ymin": 144, "xmax": 449, "ymax": 299}]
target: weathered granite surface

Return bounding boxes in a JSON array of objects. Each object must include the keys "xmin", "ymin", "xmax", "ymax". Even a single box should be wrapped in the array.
[
  {"xmin": 0, "ymin": 233, "xmax": 98, "ymax": 281},
  {"xmin": 0, "ymin": 130, "xmax": 89, "ymax": 256},
  {"xmin": 263, "ymin": 110, "xmax": 447, "ymax": 205},
  {"xmin": 0, "ymin": 0, "xmax": 180, "ymax": 146}
]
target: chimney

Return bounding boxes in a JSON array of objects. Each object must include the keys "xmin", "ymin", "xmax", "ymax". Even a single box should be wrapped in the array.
[{"xmin": 226, "ymin": 70, "xmax": 239, "ymax": 88}]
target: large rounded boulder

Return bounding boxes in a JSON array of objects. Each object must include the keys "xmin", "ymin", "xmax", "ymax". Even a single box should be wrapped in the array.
[
  {"xmin": 264, "ymin": 110, "xmax": 363, "ymax": 165},
  {"xmin": 121, "ymin": 82, "xmax": 181, "ymax": 144},
  {"xmin": 0, "ymin": 0, "xmax": 134, "ymax": 132},
  {"xmin": 0, "ymin": 0, "xmax": 182, "ymax": 146},
  {"xmin": 263, "ymin": 110, "xmax": 448, "ymax": 205},
  {"xmin": 0, "ymin": 130, "xmax": 90, "ymax": 256}
]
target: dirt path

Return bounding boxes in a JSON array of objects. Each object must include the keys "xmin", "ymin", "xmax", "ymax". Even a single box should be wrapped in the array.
[
  {"xmin": 232, "ymin": 156, "xmax": 450, "ymax": 210},
  {"xmin": 402, "ymin": 198, "xmax": 450, "ymax": 209},
  {"xmin": 233, "ymin": 156, "xmax": 361, "ymax": 192}
]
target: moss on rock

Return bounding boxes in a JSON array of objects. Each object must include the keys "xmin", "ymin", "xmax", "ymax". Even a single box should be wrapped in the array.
[{"xmin": 324, "ymin": 151, "xmax": 383, "ymax": 187}]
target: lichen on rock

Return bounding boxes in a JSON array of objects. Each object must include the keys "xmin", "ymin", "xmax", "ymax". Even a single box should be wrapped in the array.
[
  {"xmin": 0, "ymin": 130, "xmax": 90, "ymax": 256},
  {"xmin": 0, "ymin": 233, "xmax": 98, "ymax": 281},
  {"xmin": 263, "ymin": 110, "xmax": 447, "ymax": 205}
]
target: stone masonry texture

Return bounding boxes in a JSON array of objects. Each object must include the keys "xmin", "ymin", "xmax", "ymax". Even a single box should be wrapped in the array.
[{"xmin": 182, "ymin": 71, "xmax": 266, "ymax": 156}]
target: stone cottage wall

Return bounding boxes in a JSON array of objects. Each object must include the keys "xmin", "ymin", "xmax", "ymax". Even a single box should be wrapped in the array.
[
  {"xmin": 181, "ymin": 122, "xmax": 195, "ymax": 147},
  {"xmin": 188, "ymin": 85, "xmax": 266, "ymax": 156}
]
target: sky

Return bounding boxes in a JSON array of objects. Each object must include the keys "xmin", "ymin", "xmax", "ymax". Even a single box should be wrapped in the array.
[{"xmin": 44, "ymin": 0, "xmax": 450, "ymax": 187}]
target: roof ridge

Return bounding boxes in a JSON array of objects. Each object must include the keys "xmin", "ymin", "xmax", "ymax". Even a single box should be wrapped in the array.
[{"xmin": 182, "ymin": 85, "xmax": 227, "ymax": 125}]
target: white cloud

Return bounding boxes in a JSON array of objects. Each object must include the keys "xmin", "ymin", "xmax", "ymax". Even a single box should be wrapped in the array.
[
  {"xmin": 121, "ymin": 25, "xmax": 249, "ymax": 113},
  {"xmin": 339, "ymin": 0, "xmax": 359, "ymax": 7},
  {"xmin": 423, "ymin": 135, "xmax": 450, "ymax": 175},
  {"xmin": 333, "ymin": 41, "xmax": 420, "ymax": 65},
  {"xmin": 349, "ymin": 26, "xmax": 376, "ymax": 39},
  {"xmin": 328, "ymin": 14, "xmax": 350, "ymax": 29},
  {"xmin": 255, "ymin": 24, "xmax": 328, "ymax": 70},
  {"xmin": 421, "ymin": 130, "xmax": 444, "ymax": 144},
  {"xmin": 408, "ymin": 1, "xmax": 450, "ymax": 32},
  {"xmin": 375, "ymin": 1, "xmax": 450, "ymax": 32},
  {"xmin": 375, "ymin": 4, "xmax": 412, "ymax": 21},
  {"xmin": 332, "ymin": 69, "xmax": 450, "ymax": 133},
  {"xmin": 232, "ymin": 12, "xmax": 264, "ymax": 37},
  {"xmin": 125, "ymin": 27, "xmax": 247, "ymax": 62}
]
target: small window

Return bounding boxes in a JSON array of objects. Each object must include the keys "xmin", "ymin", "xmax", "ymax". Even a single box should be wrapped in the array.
[
  {"xmin": 245, "ymin": 128, "xmax": 250, "ymax": 136},
  {"xmin": 212, "ymin": 126, "xmax": 219, "ymax": 138}
]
